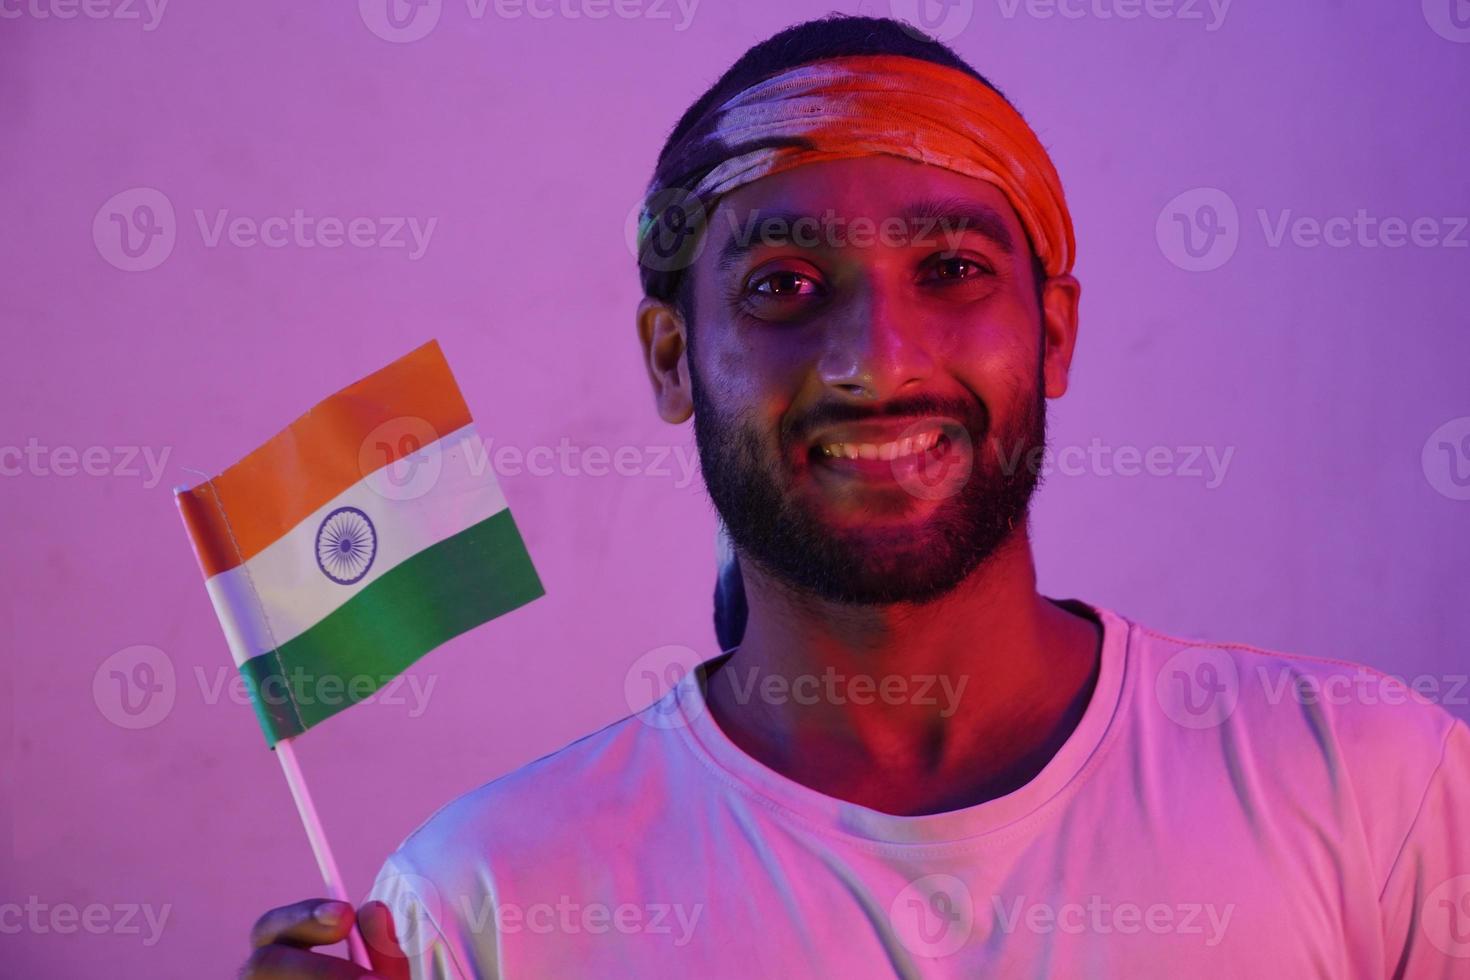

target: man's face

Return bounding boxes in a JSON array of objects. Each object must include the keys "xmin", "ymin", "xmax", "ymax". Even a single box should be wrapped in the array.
[{"xmin": 674, "ymin": 156, "xmax": 1068, "ymax": 605}]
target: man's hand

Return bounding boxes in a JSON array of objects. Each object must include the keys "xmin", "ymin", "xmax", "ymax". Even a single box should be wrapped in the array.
[{"xmin": 241, "ymin": 899, "xmax": 410, "ymax": 979}]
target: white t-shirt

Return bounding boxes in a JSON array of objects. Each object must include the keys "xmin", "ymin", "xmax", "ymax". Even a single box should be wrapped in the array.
[{"xmin": 366, "ymin": 602, "xmax": 1470, "ymax": 978}]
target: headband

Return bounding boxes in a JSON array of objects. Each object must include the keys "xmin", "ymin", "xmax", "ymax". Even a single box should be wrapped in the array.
[{"xmin": 637, "ymin": 54, "xmax": 1075, "ymax": 280}]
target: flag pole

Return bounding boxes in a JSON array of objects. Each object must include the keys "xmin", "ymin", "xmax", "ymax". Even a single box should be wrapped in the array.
[
  {"xmin": 172, "ymin": 482, "xmax": 372, "ymax": 968},
  {"xmin": 273, "ymin": 736, "xmax": 374, "ymax": 969}
]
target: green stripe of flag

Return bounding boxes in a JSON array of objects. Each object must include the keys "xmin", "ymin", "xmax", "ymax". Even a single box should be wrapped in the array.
[{"xmin": 240, "ymin": 508, "xmax": 544, "ymax": 746}]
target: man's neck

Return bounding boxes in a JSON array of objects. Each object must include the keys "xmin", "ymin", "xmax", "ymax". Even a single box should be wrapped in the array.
[{"xmin": 701, "ymin": 531, "xmax": 1103, "ymax": 816}]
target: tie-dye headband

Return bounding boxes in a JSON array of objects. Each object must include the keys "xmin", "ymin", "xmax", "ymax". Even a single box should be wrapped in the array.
[{"xmin": 637, "ymin": 54, "xmax": 1076, "ymax": 281}]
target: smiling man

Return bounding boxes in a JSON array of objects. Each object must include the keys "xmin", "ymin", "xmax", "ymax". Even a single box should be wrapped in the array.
[{"xmin": 242, "ymin": 15, "xmax": 1470, "ymax": 979}]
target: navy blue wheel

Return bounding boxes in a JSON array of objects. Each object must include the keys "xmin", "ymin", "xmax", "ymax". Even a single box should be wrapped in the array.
[{"xmin": 315, "ymin": 506, "xmax": 377, "ymax": 585}]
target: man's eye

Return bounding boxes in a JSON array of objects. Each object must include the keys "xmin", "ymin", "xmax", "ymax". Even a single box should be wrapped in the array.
[
  {"xmin": 924, "ymin": 256, "xmax": 990, "ymax": 282},
  {"xmin": 751, "ymin": 271, "xmax": 820, "ymax": 297}
]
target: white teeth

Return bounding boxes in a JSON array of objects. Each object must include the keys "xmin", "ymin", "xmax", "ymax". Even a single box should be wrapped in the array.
[{"xmin": 821, "ymin": 429, "xmax": 945, "ymax": 462}]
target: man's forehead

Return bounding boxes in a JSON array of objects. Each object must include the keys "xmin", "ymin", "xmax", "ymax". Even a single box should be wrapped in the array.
[
  {"xmin": 706, "ymin": 157, "xmax": 1023, "ymax": 249},
  {"xmin": 715, "ymin": 156, "xmax": 1019, "ymax": 223},
  {"xmin": 701, "ymin": 157, "xmax": 1024, "ymax": 273}
]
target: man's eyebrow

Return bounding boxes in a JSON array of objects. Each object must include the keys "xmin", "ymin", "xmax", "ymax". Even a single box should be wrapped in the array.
[
  {"xmin": 715, "ymin": 209, "xmax": 810, "ymax": 273},
  {"xmin": 713, "ymin": 197, "xmax": 1017, "ymax": 273},
  {"xmin": 899, "ymin": 198, "xmax": 1016, "ymax": 255}
]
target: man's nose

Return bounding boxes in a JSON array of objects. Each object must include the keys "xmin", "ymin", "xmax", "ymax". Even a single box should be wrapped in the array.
[{"xmin": 815, "ymin": 281, "xmax": 936, "ymax": 402}]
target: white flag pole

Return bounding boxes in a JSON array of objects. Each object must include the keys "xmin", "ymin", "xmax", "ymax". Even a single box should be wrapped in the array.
[
  {"xmin": 173, "ymin": 482, "xmax": 373, "ymax": 968},
  {"xmin": 273, "ymin": 736, "xmax": 374, "ymax": 969}
]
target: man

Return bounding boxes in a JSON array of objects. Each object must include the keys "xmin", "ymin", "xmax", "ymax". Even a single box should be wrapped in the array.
[{"xmin": 243, "ymin": 15, "xmax": 1469, "ymax": 978}]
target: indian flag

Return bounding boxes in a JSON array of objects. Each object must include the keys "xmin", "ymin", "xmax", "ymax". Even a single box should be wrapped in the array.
[{"xmin": 175, "ymin": 340, "xmax": 544, "ymax": 746}]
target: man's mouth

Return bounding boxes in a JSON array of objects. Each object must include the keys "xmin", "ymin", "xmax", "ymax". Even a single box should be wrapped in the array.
[
  {"xmin": 815, "ymin": 428, "xmax": 943, "ymax": 462},
  {"xmin": 804, "ymin": 419, "xmax": 961, "ymax": 478}
]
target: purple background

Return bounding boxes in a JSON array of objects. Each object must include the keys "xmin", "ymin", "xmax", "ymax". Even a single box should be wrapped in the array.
[{"xmin": 3, "ymin": 2, "xmax": 1468, "ymax": 975}]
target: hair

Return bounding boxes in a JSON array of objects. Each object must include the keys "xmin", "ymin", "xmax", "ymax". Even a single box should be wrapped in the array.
[{"xmin": 640, "ymin": 14, "xmax": 1049, "ymax": 332}]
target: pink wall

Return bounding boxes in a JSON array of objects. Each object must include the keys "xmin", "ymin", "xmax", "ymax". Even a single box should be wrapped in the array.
[{"xmin": 3, "ymin": 2, "xmax": 1468, "ymax": 974}]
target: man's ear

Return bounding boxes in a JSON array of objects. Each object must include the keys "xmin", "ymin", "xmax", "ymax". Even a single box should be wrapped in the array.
[
  {"xmin": 636, "ymin": 295, "xmax": 694, "ymax": 423},
  {"xmin": 1040, "ymin": 274, "xmax": 1082, "ymax": 399}
]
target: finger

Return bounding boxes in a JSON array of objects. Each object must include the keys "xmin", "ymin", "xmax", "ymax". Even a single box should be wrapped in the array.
[
  {"xmin": 240, "ymin": 942, "xmax": 377, "ymax": 980},
  {"xmin": 359, "ymin": 900, "xmax": 413, "ymax": 980},
  {"xmin": 250, "ymin": 899, "xmax": 358, "ymax": 950}
]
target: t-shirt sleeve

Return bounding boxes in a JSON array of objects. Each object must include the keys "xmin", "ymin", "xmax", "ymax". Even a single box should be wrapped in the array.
[
  {"xmin": 1378, "ymin": 717, "xmax": 1470, "ymax": 978},
  {"xmin": 365, "ymin": 853, "xmax": 485, "ymax": 980}
]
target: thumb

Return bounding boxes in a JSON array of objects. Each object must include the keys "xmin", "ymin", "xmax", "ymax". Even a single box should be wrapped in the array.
[{"xmin": 358, "ymin": 901, "xmax": 412, "ymax": 980}]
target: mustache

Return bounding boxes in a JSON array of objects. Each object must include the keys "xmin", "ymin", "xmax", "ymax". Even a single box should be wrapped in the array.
[{"xmin": 784, "ymin": 393, "xmax": 989, "ymax": 444}]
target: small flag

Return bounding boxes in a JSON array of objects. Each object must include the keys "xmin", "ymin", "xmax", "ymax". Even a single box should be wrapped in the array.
[{"xmin": 176, "ymin": 340, "xmax": 544, "ymax": 746}]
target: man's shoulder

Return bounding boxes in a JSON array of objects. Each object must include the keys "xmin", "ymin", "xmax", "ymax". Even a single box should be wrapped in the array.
[
  {"xmin": 383, "ymin": 690, "xmax": 702, "ymax": 880},
  {"xmin": 1122, "ymin": 610, "xmax": 1464, "ymax": 816}
]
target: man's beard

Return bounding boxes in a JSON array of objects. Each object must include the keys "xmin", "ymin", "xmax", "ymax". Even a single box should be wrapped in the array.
[{"xmin": 690, "ymin": 361, "xmax": 1047, "ymax": 606}]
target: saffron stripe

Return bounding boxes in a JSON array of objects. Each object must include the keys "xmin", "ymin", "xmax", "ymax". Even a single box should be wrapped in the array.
[
  {"xmin": 239, "ymin": 508, "xmax": 544, "ymax": 746},
  {"xmin": 178, "ymin": 340, "xmax": 473, "ymax": 578},
  {"xmin": 201, "ymin": 424, "xmax": 504, "ymax": 666}
]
